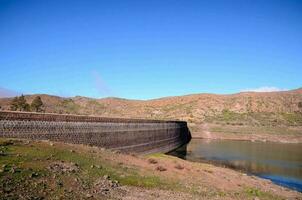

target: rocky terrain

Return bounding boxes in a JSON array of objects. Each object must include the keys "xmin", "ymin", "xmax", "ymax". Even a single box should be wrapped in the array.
[
  {"xmin": 1, "ymin": 88, "xmax": 302, "ymax": 122},
  {"xmin": 1, "ymin": 88, "xmax": 302, "ymax": 142},
  {"xmin": 1, "ymin": 138, "xmax": 301, "ymax": 200},
  {"xmin": 1, "ymin": 90, "xmax": 302, "ymax": 199}
]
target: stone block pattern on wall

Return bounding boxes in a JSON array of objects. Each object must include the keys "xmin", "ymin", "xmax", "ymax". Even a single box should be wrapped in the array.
[{"xmin": 0, "ymin": 111, "xmax": 191, "ymax": 154}]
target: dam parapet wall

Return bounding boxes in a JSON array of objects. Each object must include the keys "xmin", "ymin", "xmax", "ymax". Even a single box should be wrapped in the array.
[{"xmin": 0, "ymin": 111, "xmax": 191, "ymax": 154}]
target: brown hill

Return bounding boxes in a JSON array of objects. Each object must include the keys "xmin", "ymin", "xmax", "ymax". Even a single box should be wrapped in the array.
[{"xmin": 0, "ymin": 88, "xmax": 302, "ymax": 126}]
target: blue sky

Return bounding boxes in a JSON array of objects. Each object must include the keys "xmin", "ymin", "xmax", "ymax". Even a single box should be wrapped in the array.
[{"xmin": 0, "ymin": 0, "xmax": 301, "ymax": 99}]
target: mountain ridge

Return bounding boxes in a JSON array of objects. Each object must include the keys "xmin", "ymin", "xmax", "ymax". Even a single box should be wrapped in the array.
[
  {"xmin": 0, "ymin": 87, "xmax": 301, "ymax": 124},
  {"xmin": 1, "ymin": 88, "xmax": 302, "ymax": 142}
]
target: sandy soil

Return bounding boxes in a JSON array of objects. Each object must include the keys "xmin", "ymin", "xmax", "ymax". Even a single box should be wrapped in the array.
[
  {"xmin": 1, "ymin": 139, "xmax": 301, "ymax": 200},
  {"xmin": 191, "ymin": 123, "xmax": 302, "ymax": 143},
  {"xmin": 83, "ymin": 144, "xmax": 302, "ymax": 199}
]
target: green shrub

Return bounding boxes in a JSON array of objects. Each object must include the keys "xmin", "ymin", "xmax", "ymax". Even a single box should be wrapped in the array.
[
  {"xmin": 10, "ymin": 95, "xmax": 30, "ymax": 111},
  {"xmin": 31, "ymin": 96, "xmax": 44, "ymax": 112}
]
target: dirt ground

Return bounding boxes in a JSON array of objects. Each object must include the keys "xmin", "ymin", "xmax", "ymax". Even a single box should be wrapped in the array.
[
  {"xmin": 190, "ymin": 123, "xmax": 302, "ymax": 143},
  {"xmin": 0, "ymin": 138, "xmax": 301, "ymax": 200}
]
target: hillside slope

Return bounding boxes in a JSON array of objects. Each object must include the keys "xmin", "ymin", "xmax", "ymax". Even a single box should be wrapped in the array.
[
  {"xmin": 1, "ymin": 88, "xmax": 302, "ymax": 141},
  {"xmin": 1, "ymin": 138, "xmax": 301, "ymax": 199}
]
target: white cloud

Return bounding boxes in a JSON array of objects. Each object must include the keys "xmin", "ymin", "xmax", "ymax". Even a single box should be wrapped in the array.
[{"xmin": 241, "ymin": 86, "xmax": 287, "ymax": 93}]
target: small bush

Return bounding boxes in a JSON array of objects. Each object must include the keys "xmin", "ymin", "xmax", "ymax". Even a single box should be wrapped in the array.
[
  {"xmin": 156, "ymin": 166, "xmax": 167, "ymax": 172},
  {"xmin": 148, "ymin": 158, "xmax": 158, "ymax": 164},
  {"xmin": 31, "ymin": 96, "xmax": 44, "ymax": 112},
  {"xmin": 246, "ymin": 188, "xmax": 262, "ymax": 197},
  {"xmin": 10, "ymin": 95, "xmax": 30, "ymax": 111}
]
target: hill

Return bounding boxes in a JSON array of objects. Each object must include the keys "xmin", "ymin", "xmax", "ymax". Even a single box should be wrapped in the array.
[{"xmin": 1, "ymin": 88, "xmax": 302, "ymax": 142}]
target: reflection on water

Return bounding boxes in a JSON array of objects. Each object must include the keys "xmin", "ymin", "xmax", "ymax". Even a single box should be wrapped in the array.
[{"xmin": 169, "ymin": 139, "xmax": 302, "ymax": 192}]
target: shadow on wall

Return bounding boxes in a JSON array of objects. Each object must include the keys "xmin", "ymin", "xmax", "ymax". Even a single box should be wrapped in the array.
[
  {"xmin": 168, "ymin": 128, "xmax": 191, "ymax": 158},
  {"xmin": 167, "ymin": 143, "xmax": 189, "ymax": 159}
]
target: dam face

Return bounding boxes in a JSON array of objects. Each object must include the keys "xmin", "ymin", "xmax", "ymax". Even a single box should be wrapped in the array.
[{"xmin": 0, "ymin": 111, "xmax": 191, "ymax": 154}]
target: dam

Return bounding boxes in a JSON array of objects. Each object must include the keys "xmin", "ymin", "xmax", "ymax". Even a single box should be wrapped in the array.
[{"xmin": 0, "ymin": 111, "xmax": 191, "ymax": 154}]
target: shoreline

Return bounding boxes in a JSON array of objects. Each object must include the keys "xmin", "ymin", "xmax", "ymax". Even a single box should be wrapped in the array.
[
  {"xmin": 172, "ymin": 137, "xmax": 302, "ymax": 194},
  {"xmin": 189, "ymin": 123, "xmax": 302, "ymax": 144},
  {"xmin": 169, "ymin": 149, "xmax": 302, "ymax": 193},
  {"xmin": 1, "ymin": 138, "xmax": 301, "ymax": 199},
  {"xmin": 191, "ymin": 136, "xmax": 302, "ymax": 143}
]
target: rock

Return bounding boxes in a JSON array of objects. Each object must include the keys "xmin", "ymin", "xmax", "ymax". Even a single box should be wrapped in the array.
[
  {"xmin": 0, "ymin": 151, "xmax": 7, "ymax": 156},
  {"xmin": 110, "ymin": 180, "xmax": 119, "ymax": 188},
  {"xmin": 56, "ymin": 180, "xmax": 63, "ymax": 187},
  {"xmin": 112, "ymin": 150, "xmax": 121, "ymax": 154},
  {"xmin": 86, "ymin": 194, "xmax": 93, "ymax": 198},
  {"xmin": 103, "ymin": 175, "xmax": 110, "ymax": 180},
  {"xmin": 29, "ymin": 172, "xmax": 39, "ymax": 178},
  {"xmin": 47, "ymin": 161, "xmax": 79, "ymax": 174},
  {"xmin": 92, "ymin": 177, "xmax": 122, "ymax": 196},
  {"xmin": 130, "ymin": 153, "xmax": 137, "ymax": 157},
  {"xmin": 10, "ymin": 167, "xmax": 15, "ymax": 174},
  {"xmin": 174, "ymin": 164, "xmax": 184, "ymax": 170}
]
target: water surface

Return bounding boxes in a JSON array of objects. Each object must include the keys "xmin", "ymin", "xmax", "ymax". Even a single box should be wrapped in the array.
[{"xmin": 170, "ymin": 139, "xmax": 302, "ymax": 192}]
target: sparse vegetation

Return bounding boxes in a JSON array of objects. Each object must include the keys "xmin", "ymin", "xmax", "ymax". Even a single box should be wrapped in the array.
[
  {"xmin": 10, "ymin": 95, "xmax": 30, "ymax": 111},
  {"xmin": 1, "ymin": 89, "xmax": 302, "ymax": 126},
  {"xmin": 148, "ymin": 158, "xmax": 158, "ymax": 164},
  {"xmin": 0, "ymin": 138, "xmax": 299, "ymax": 199},
  {"xmin": 206, "ymin": 111, "xmax": 302, "ymax": 127},
  {"xmin": 281, "ymin": 112, "xmax": 302, "ymax": 125},
  {"xmin": 0, "ymin": 139, "xmax": 174, "ymax": 199},
  {"xmin": 31, "ymin": 96, "xmax": 44, "ymax": 112},
  {"xmin": 9, "ymin": 95, "xmax": 44, "ymax": 112},
  {"xmin": 1, "ymin": 89, "xmax": 302, "ymax": 143},
  {"xmin": 155, "ymin": 166, "xmax": 167, "ymax": 172},
  {"xmin": 58, "ymin": 99, "xmax": 80, "ymax": 114}
]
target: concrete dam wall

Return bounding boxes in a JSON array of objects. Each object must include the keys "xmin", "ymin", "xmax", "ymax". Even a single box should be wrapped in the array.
[{"xmin": 0, "ymin": 111, "xmax": 191, "ymax": 154}]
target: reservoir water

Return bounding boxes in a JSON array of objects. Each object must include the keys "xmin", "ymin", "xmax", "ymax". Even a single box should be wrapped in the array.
[{"xmin": 170, "ymin": 139, "xmax": 302, "ymax": 192}]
